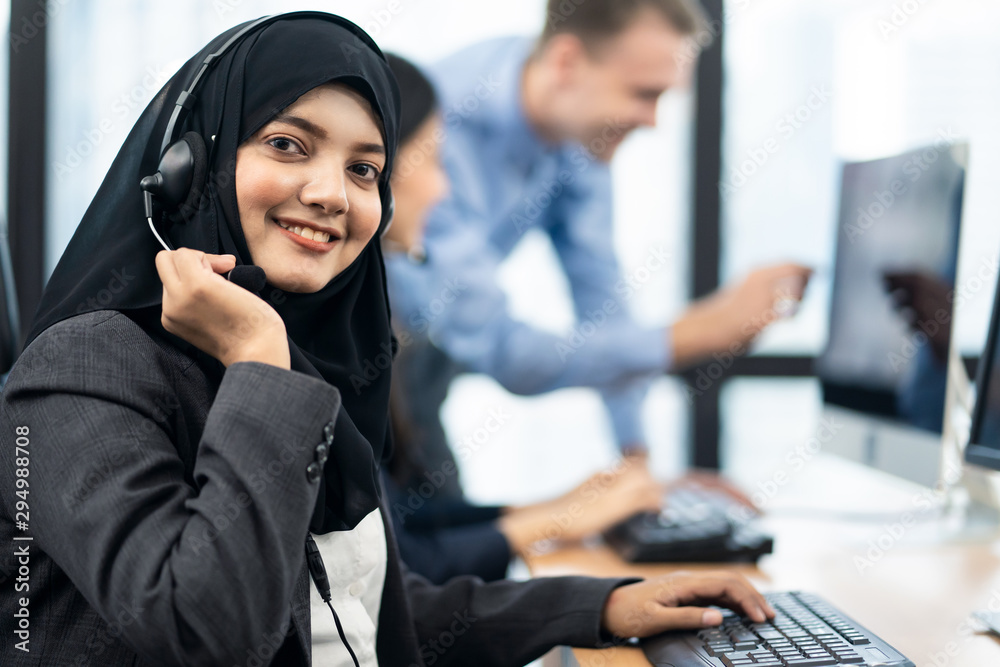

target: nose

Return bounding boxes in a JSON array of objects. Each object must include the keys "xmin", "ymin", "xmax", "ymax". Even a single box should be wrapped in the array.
[{"xmin": 298, "ymin": 166, "xmax": 349, "ymax": 215}]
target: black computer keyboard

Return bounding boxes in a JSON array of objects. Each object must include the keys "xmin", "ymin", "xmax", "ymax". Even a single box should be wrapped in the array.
[
  {"xmin": 642, "ymin": 591, "xmax": 914, "ymax": 666},
  {"xmin": 603, "ymin": 484, "xmax": 773, "ymax": 562}
]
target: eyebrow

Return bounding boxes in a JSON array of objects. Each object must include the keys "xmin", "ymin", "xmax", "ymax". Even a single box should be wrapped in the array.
[
  {"xmin": 272, "ymin": 112, "xmax": 328, "ymax": 139},
  {"xmin": 352, "ymin": 141, "xmax": 386, "ymax": 157},
  {"xmin": 270, "ymin": 112, "xmax": 386, "ymax": 157}
]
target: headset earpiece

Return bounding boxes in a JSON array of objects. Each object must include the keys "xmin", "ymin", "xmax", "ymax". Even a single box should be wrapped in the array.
[
  {"xmin": 140, "ymin": 131, "xmax": 208, "ymax": 221},
  {"xmin": 171, "ymin": 132, "xmax": 208, "ymax": 221}
]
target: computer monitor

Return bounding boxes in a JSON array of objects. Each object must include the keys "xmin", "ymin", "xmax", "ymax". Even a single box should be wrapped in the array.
[
  {"xmin": 815, "ymin": 142, "xmax": 968, "ymax": 487},
  {"xmin": 966, "ymin": 266, "xmax": 1000, "ymax": 470},
  {"xmin": 957, "ymin": 253, "xmax": 1000, "ymax": 514}
]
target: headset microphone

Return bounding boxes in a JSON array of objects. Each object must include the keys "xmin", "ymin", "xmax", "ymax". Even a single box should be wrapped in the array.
[{"xmin": 226, "ymin": 265, "xmax": 266, "ymax": 295}]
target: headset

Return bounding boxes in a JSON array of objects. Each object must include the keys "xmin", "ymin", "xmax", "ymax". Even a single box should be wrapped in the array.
[
  {"xmin": 139, "ymin": 13, "xmax": 395, "ymax": 665},
  {"xmin": 140, "ymin": 11, "xmax": 394, "ymax": 262}
]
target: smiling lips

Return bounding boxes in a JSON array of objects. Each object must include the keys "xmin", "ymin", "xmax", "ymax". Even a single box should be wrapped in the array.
[{"xmin": 273, "ymin": 218, "xmax": 341, "ymax": 252}]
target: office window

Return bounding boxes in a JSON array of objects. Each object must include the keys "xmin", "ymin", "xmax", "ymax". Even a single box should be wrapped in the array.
[
  {"xmin": 723, "ymin": 0, "xmax": 1000, "ymax": 356},
  {"xmin": 721, "ymin": 378, "xmax": 822, "ymax": 489}
]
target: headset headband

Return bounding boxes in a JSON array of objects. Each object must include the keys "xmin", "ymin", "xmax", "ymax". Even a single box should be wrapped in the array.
[{"xmin": 159, "ymin": 11, "xmax": 386, "ymax": 156}]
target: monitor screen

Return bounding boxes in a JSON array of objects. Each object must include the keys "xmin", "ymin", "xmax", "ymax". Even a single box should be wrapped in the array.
[
  {"xmin": 966, "ymin": 264, "xmax": 1000, "ymax": 470},
  {"xmin": 816, "ymin": 143, "xmax": 967, "ymax": 434}
]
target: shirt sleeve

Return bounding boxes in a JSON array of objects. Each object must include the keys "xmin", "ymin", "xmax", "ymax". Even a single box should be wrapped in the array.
[
  {"xmin": 390, "ymin": 133, "xmax": 670, "ymax": 400},
  {"xmin": 547, "ymin": 155, "xmax": 670, "ymax": 449},
  {"xmin": 382, "ymin": 471, "xmax": 509, "ymax": 584},
  {"xmin": 393, "ymin": 519, "xmax": 512, "ymax": 586},
  {"xmin": 402, "ymin": 566, "xmax": 642, "ymax": 666},
  {"xmin": 599, "ymin": 379, "xmax": 654, "ymax": 451}
]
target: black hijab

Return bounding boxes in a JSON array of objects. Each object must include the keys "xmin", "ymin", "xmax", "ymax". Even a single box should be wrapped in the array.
[
  {"xmin": 386, "ymin": 53, "xmax": 438, "ymax": 145},
  {"xmin": 24, "ymin": 12, "xmax": 400, "ymax": 534}
]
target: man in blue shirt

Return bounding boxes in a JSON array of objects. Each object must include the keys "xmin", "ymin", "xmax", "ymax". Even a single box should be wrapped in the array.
[{"xmin": 386, "ymin": 0, "xmax": 810, "ymax": 497}]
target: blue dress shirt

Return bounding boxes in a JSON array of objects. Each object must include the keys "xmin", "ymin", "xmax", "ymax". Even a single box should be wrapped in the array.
[{"xmin": 386, "ymin": 37, "xmax": 671, "ymax": 448}]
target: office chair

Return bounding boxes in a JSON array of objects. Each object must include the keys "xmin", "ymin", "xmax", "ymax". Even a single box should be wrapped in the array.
[{"xmin": 0, "ymin": 215, "xmax": 20, "ymax": 377}]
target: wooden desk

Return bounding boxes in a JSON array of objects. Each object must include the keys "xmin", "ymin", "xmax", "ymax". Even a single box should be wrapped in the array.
[{"xmin": 525, "ymin": 455, "xmax": 1000, "ymax": 666}]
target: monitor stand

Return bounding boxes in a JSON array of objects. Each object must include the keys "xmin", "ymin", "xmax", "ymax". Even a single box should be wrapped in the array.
[
  {"xmin": 941, "ymin": 345, "xmax": 1000, "ymax": 521},
  {"xmin": 821, "ymin": 405, "xmax": 942, "ymax": 489}
]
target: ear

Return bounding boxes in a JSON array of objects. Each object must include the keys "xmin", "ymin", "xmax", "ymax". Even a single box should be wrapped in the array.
[{"xmin": 542, "ymin": 33, "xmax": 591, "ymax": 84}]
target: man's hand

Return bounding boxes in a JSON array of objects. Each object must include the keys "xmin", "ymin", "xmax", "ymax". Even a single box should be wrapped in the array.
[
  {"xmin": 601, "ymin": 571, "xmax": 775, "ymax": 639},
  {"xmin": 671, "ymin": 263, "xmax": 812, "ymax": 369}
]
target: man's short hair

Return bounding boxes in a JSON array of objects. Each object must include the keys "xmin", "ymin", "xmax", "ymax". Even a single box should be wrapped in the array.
[{"xmin": 539, "ymin": 0, "xmax": 709, "ymax": 48}]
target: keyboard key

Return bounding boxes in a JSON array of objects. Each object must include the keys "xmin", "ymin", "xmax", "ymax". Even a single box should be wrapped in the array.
[
  {"xmin": 706, "ymin": 643, "xmax": 735, "ymax": 656},
  {"xmin": 833, "ymin": 651, "xmax": 865, "ymax": 663},
  {"xmin": 821, "ymin": 641, "xmax": 851, "ymax": 652}
]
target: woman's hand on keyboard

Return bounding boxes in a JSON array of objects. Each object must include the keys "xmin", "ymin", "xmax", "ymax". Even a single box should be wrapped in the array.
[{"xmin": 600, "ymin": 570, "xmax": 776, "ymax": 639}]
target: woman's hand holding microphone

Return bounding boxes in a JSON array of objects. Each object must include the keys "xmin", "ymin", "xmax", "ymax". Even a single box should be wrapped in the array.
[{"xmin": 155, "ymin": 249, "xmax": 290, "ymax": 370}]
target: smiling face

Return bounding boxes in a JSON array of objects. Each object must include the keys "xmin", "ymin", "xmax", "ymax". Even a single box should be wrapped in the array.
[
  {"xmin": 550, "ymin": 9, "xmax": 691, "ymax": 160},
  {"xmin": 235, "ymin": 82, "xmax": 386, "ymax": 293}
]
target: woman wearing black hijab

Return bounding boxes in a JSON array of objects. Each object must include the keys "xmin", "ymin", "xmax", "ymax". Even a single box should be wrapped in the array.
[
  {"xmin": 0, "ymin": 12, "xmax": 772, "ymax": 667},
  {"xmin": 382, "ymin": 53, "xmax": 665, "ymax": 586}
]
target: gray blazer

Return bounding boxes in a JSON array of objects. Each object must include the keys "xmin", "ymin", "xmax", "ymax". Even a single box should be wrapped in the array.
[{"xmin": 0, "ymin": 310, "xmax": 627, "ymax": 666}]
